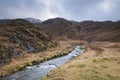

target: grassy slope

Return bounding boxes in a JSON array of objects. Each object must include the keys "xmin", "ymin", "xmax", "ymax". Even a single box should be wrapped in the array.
[
  {"xmin": 0, "ymin": 40, "xmax": 81, "ymax": 77},
  {"xmin": 43, "ymin": 42, "xmax": 120, "ymax": 80}
]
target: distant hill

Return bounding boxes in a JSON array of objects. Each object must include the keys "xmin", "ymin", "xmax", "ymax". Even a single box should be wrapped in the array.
[
  {"xmin": 39, "ymin": 18, "xmax": 78, "ymax": 39},
  {"xmin": 77, "ymin": 21, "xmax": 120, "ymax": 42},
  {"xmin": 24, "ymin": 18, "xmax": 41, "ymax": 23},
  {"xmin": 38, "ymin": 18, "xmax": 120, "ymax": 42},
  {"xmin": 0, "ymin": 19, "xmax": 54, "ymax": 65}
]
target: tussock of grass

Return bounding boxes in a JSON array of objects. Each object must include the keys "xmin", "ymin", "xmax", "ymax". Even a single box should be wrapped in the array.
[
  {"xmin": 93, "ymin": 58, "xmax": 112, "ymax": 63},
  {"xmin": 76, "ymin": 64, "xmax": 86, "ymax": 68}
]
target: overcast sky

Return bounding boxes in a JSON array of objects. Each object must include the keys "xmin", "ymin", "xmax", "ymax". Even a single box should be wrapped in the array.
[{"xmin": 0, "ymin": 0, "xmax": 120, "ymax": 21}]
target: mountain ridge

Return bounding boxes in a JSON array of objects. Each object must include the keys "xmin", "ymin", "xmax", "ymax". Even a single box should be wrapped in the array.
[{"xmin": 38, "ymin": 17, "xmax": 120, "ymax": 42}]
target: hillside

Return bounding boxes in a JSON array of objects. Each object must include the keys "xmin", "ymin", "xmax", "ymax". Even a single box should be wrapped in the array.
[
  {"xmin": 0, "ymin": 19, "xmax": 54, "ymax": 66},
  {"xmin": 38, "ymin": 18, "xmax": 120, "ymax": 42},
  {"xmin": 39, "ymin": 18, "xmax": 78, "ymax": 39},
  {"xmin": 77, "ymin": 21, "xmax": 120, "ymax": 42}
]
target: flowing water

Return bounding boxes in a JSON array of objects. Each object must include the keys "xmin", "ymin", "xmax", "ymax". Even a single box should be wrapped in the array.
[{"xmin": 1, "ymin": 45, "xmax": 84, "ymax": 80}]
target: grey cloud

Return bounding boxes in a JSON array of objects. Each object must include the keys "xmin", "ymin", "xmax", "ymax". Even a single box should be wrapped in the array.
[
  {"xmin": 59, "ymin": 0, "xmax": 120, "ymax": 21},
  {"xmin": 0, "ymin": 0, "xmax": 120, "ymax": 21}
]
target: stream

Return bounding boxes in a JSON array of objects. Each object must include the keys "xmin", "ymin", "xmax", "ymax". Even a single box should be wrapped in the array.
[{"xmin": 1, "ymin": 45, "xmax": 84, "ymax": 80}]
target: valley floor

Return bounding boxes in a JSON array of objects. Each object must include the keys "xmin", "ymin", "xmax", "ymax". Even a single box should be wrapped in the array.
[{"xmin": 42, "ymin": 41, "xmax": 120, "ymax": 80}]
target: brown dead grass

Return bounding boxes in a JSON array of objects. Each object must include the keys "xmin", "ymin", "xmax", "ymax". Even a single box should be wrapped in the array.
[{"xmin": 43, "ymin": 41, "xmax": 120, "ymax": 80}]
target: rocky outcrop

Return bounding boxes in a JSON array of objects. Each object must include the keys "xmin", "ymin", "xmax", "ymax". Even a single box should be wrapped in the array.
[{"xmin": 0, "ymin": 19, "xmax": 55, "ymax": 66}]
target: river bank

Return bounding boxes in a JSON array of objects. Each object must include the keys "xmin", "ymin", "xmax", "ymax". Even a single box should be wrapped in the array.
[{"xmin": 0, "ymin": 40, "xmax": 84, "ymax": 78}]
